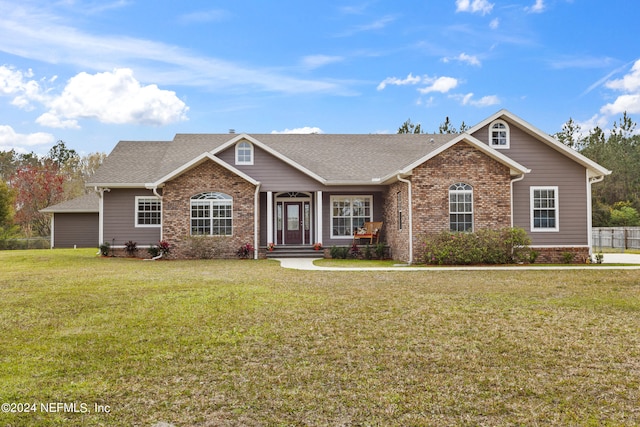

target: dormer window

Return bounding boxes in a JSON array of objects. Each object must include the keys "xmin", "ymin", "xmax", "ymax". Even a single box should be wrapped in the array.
[
  {"xmin": 235, "ymin": 141, "xmax": 253, "ymax": 165},
  {"xmin": 489, "ymin": 120, "xmax": 510, "ymax": 149}
]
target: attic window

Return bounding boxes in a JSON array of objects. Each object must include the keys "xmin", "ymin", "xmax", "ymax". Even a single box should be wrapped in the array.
[
  {"xmin": 489, "ymin": 120, "xmax": 510, "ymax": 149},
  {"xmin": 235, "ymin": 141, "xmax": 253, "ymax": 165}
]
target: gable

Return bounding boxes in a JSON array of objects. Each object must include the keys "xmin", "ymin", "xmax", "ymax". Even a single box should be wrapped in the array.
[{"xmin": 469, "ymin": 110, "xmax": 611, "ymax": 178}]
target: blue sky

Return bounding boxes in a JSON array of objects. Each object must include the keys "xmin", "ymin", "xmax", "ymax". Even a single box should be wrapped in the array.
[{"xmin": 0, "ymin": 0, "xmax": 639, "ymax": 155}]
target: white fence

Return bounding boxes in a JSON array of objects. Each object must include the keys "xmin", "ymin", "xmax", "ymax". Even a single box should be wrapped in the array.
[{"xmin": 592, "ymin": 227, "xmax": 640, "ymax": 250}]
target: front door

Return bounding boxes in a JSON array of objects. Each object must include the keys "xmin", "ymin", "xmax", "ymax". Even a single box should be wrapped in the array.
[{"xmin": 285, "ymin": 202, "xmax": 302, "ymax": 244}]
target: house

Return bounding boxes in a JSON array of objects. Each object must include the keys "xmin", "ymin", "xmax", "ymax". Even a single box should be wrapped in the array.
[{"xmin": 46, "ymin": 110, "xmax": 611, "ymax": 263}]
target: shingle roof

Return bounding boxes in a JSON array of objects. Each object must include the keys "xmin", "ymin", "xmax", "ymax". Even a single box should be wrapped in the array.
[
  {"xmin": 40, "ymin": 192, "xmax": 99, "ymax": 213},
  {"xmin": 87, "ymin": 133, "xmax": 458, "ymax": 186}
]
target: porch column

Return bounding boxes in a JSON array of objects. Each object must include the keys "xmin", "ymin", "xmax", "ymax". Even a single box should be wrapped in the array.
[
  {"xmin": 316, "ymin": 191, "xmax": 323, "ymax": 244},
  {"xmin": 266, "ymin": 191, "xmax": 273, "ymax": 245}
]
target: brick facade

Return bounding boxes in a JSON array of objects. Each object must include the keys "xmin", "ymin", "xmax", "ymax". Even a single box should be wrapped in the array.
[
  {"xmin": 162, "ymin": 160, "xmax": 257, "ymax": 259},
  {"xmin": 408, "ymin": 142, "xmax": 512, "ymax": 263},
  {"xmin": 383, "ymin": 181, "xmax": 411, "ymax": 262}
]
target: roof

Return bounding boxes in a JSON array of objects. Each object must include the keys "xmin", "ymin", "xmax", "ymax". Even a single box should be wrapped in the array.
[
  {"xmin": 86, "ymin": 110, "xmax": 609, "ymax": 188},
  {"xmin": 87, "ymin": 133, "xmax": 461, "ymax": 186},
  {"xmin": 40, "ymin": 192, "xmax": 100, "ymax": 213}
]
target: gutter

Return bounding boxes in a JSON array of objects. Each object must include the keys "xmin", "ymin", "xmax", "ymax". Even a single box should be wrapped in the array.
[
  {"xmin": 587, "ymin": 175, "xmax": 605, "ymax": 255},
  {"xmin": 396, "ymin": 174, "xmax": 413, "ymax": 264}
]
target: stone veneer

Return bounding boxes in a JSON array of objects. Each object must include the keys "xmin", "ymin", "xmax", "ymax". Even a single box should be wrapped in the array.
[
  {"xmin": 398, "ymin": 142, "xmax": 513, "ymax": 263},
  {"xmin": 161, "ymin": 160, "xmax": 257, "ymax": 259}
]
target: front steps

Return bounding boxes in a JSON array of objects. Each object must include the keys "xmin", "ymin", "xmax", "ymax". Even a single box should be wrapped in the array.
[{"xmin": 264, "ymin": 245, "xmax": 324, "ymax": 258}]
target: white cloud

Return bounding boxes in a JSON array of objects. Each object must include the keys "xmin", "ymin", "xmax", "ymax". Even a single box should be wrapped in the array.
[
  {"xmin": 600, "ymin": 59, "xmax": 640, "ymax": 115},
  {"xmin": 455, "ymin": 0, "xmax": 494, "ymax": 15},
  {"xmin": 36, "ymin": 68, "xmax": 189, "ymax": 128},
  {"xmin": 0, "ymin": 65, "xmax": 48, "ymax": 110},
  {"xmin": 0, "ymin": 124, "xmax": 55, "ymax": 151},
  {"xmin": 377, "ymin": 73, "xmax": 421, "ymax": 90},
  {"xmin": 525, "ymin": 0, "xmax": 546, "ymax": 13},
  {"xmin": 418, "ymin": 76, "xmax": 459, "ymax": 94},
  {"xmin": 452, "ymin": 92, "xmax": 500, "ymax": 107},
  {"xmin": 301, "ymin": 55, "xmax": 344, "ymax": 70},
  {"xmin": 443, "ymin": 53, "xmax": 481, "ymax": 67},
  {"xmin": 271, "ymin": 127, "xmax": 323, "ymax": 134},
  {"xmin": 0, "ymin": 2, "xmax": 345, "ymax": 95},
  {"xmin": 489, "ymin": 18, "xmax": 500, "ymax": 29}
]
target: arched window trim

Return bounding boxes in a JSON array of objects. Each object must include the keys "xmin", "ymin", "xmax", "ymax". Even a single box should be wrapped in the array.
[
  {"xmin": 449, "ymin": 183, "xmax": 473, "ymax": 232},
  {"xmin": 235, "ymin": 140, "xmax": 254, "ymax": 165},
  {"xmin": 190, "ymin": 191, "xmax": 233, "ymax": 236},
  {"xmin": 489, "ymin": 119, "xmax": 510, "ymax": 149}
]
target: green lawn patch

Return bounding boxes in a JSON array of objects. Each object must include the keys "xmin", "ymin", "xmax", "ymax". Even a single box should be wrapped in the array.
[{"xmin": 1, "ymin": 249, "xmax": 639, "ymax": 426}]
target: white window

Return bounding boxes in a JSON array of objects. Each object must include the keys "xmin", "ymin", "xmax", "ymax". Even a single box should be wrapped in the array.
[
  {"xmin": 235, "ymin": 141, "xmax": 253, "ymax": 165},
  {"xmin": 135, "ymin": 196, "xmax": 161, "ymax": 227},
  {"xmin": 489, "ymin": 120, "xmax": 510, "ymax": 149},
  {"xmin": 449, "ymin": 183, "xmax": 473, "ymax": 232},
  {"xmin": 531, "ymin": 186, "xmax": 559, "ymax": 232},
  {"xmin": 331, "ymin": 195, "xmax": 372, "ymax": 238},
  {"xmin": 190, "ymin": 192, "xmax": 233, "ymax": 236}
]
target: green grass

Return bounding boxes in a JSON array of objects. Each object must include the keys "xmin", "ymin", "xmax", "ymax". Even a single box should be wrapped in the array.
[{"xmin": 1, "ymin": 249, "xmax": 639, "ymax": 426}]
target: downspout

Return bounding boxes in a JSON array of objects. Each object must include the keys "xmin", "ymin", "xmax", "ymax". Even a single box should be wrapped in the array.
[
  {"xmin": 150, "ymin": 186, "xmax": 164, "ymax": 242},
  {"xmin": 254, "ymin": 182, "xmax": 261, "ymax": 260},
  {"xmin": 396, "ymin": 175, "xmax": 413, "ymax": 264},
  {"xmin": 587, "ymin": 175, "xmax": 605, "ymax": 255},
  {"xmin": 509, "ymin": 174, "xmax": 526, "ymax": 228}
]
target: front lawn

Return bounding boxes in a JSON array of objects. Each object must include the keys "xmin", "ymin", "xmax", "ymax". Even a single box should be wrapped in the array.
[{"xmin": 1, "ymin": 249, "xmax": 639, "ymax": 426}]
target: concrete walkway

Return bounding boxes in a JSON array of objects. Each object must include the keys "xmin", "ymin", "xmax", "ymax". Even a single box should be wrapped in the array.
[{"xmin": 274, "ymin": 253, "xmax": 640, "ymax": 271}]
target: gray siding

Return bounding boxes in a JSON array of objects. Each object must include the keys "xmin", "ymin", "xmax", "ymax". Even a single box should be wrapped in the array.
[
  {"xmin": 322, "ymin": 191, "xmax": 385, "ymax": 246},
  {"xmin": 473, "ymin": 122, "xmax": 589, "ymax": 246},
  {"xmin": 53, "ymin": 213, "xmax": 99, "ymax": 248},
  {"xmin": 217, "ymin": 144, "xmax": 328, "ymax": 191},
  {"xmin": 103, "ymin": 189, "xmax": 161, "ymax": 246}
]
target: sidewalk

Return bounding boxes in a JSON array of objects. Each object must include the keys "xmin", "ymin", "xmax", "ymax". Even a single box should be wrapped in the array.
[{"xmin": 274, "ymin": 253, "xmax": 640, "ymax": 271}]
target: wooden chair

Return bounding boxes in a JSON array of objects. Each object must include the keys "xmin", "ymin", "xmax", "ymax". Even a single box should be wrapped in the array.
[{"xmin": 352, "ymin": 221, "xmax": 383, "ymax": 244}]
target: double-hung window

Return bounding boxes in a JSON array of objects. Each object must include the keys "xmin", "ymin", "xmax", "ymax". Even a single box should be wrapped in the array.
[
  {"xmin": 449, "ymin": 183, "xmax": 473, "ymax": 232},
  {"xmin": 331, "ymin": 195, "xmax": 372, "ymax": 237},
  {"xmin": 135, "ymin": 196, "xmax": 161, "ymax": 227},
  {"xmin": 190, "ymin": 192, "xmax": 233, "ymax": 236},
  {"xmin": 531, "ymin": 187, "xmax": 558, "ymax": 231}
]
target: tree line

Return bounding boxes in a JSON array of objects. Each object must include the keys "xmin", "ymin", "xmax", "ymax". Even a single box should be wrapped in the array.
[
  {"xmin": 0, "ymin": 142, "xmax": 105, "ymax": 239},
  {"xmin": 400, "ymin": 113, "xmax": 640, "ymax": 227}
]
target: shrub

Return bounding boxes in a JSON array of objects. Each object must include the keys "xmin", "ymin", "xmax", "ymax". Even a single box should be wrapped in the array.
[
  {"xmin": 374, "ymin": 242, "xmax": 386, "ymax": 259},
  {"xmin": 562, "ymin": 251, "xmax": 575, "ymax": 264},
  {"xmin": 99, "ymin": 242, "xmax": 111, "ymax": 256},
  {"xmin": 330, "ymin": 246, "xmax": 349, "ymax": 259},
  {"xmin": 236, "ymin": 243, "xmax": 254, "ymax": 259},
  {"xmin": 348, "ymin": 243, "xmax": 361, "ymax": 259},
  {"xmin": 185, "ymin": 235, "xmax": 225, "ymax": 259},
  {"xmin": 148, "ymin": 240, "xmax": 171, "ymax": 258},
  {"xmin": 124, "ymin": 240, "xmax": 137, "ymax": 257},
  {"xmin": 422, "ymin": 227, "xmax": 532, "ymax": 265}
]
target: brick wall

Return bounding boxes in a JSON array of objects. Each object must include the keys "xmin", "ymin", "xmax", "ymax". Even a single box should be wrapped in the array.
[
  {"xmin": 383, "ymin": 181, "xmax": 411, "ymax": 262},
  {"xmin": 162, "ymin": 160, "xmax": 257, "ymax": 259},
  {"xmin": 410, "ymin": 142, "xmax": 512, "ymax": 262}
]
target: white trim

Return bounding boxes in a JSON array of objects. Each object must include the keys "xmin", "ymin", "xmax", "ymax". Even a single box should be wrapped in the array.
[
  {"xmin": 254, "ymin": 183, "xmax": 261, "ymax": 259},
  {"xmin": 383, "ymin": 133, "xmax": 530, "ymax": 183},
  {"xmin": 329, "ymin": 195, "xmax": 374, "ymax": 239},
  {"xmin": 530, "ymin": 186, "xmax": 559, "ymax": 232},
  {"xmin": 587, "ymin": 174, "xmax": 605, "ymax": 255},
  {"xmin": 316, "ymin": 191, "xmax": 323, "ymax": 245},
  {"xmin": 147, "ymin": 152, "xmax": 260, "ymax": 188},
  {"xmin": 50, "ymin": 214, "xmax": 55, "ymax": 248},
  {"xmin": 134, "ymin": 196, "xmax": 162, "ymax": 228},
  {"xmin": 235, "ymin": 140, "xmax": 254, "ymax": 165},
  {"xmin": 488, "ymin": 119, "xmax": 510, "ymax": 149},
  {"xmin": 529, "ymin": 245, "xmax": 590, "ymax": 249},
  {"xmin": 510, "ymin": 174, "xmax": 526, "ymax": 227},
  {"xmin": 267, "ymin": 191, "xmax": 273, "ymax": 246}
]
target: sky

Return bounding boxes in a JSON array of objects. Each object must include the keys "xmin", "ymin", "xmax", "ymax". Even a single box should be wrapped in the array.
[{"xmin": 0, "ymin": 0, "xmax": 639, "ymax": 156}]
